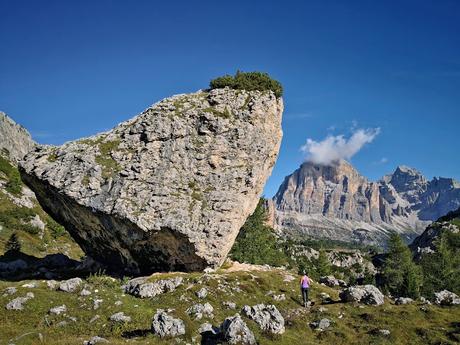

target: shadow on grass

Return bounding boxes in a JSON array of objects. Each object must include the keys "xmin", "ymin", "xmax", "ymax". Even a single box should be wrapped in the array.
[{"xmin": 121, "ymin": 329, "xmax": 152, "ymax": 338}]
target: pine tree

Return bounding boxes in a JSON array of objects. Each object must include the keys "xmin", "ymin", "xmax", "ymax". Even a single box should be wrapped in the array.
[
  {"xmin": 382, "ymin": 233, "xmax": 421, "ymax": 298},
  {"xmin": 316, "ymin": 247, "xmax": 331, "ymax": 277},
  {"xmin": 5, "ymin": 232, "xmax": 21, "ymax": 254}
]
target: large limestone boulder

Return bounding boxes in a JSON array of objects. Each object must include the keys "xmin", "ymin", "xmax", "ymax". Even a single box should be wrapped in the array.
[{"xmin": 20, "ymin": 88, "xmax": 283, "ymax": 274}]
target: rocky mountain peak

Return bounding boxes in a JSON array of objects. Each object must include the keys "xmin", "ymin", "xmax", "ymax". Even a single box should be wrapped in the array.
[
  {"xmin": 20, "ymin": 88, "xmax": 283, "ymax": 274},
  {"xmin": 0, "ymin": 111, "xmax": 35, "ymax": 163}
]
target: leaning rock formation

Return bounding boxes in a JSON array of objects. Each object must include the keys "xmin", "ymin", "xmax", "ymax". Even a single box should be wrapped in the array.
[
  {"xmin": 20, "ymin": 88, "xmax": 283, "ymax": 274},
  {"xmin": 0, "ymin": 111, "xmax": 36, "ymax": 163}
]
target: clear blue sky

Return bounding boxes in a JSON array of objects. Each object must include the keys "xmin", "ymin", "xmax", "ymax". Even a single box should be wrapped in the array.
[{"xmin": 1, "ymin": 0, "xmax": 459, "ymax": 197}]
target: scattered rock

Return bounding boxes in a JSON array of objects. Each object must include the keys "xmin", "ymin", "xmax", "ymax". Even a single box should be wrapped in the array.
[
  {"xmin": 198, "ymin": 322, "xmax": 219, "ymax": 335},
  {"xmin": 340, "ymin": 285, "xmax": 385, "ymax": 305},
  {"xmin": 21, "ymin": 282, "xmax": 37, "ymax": 288},
  {"xmin": 379, "ymin": 329, "xmax": 391, "ymax": 336},
  {"xmin": 114, "ymin": 300, "xmax": 123, "ymax": 306},
  {"xmin": 395, "ymin": 297, "xmax": 413, "ymax": 305},
  {"xmin": 109, "ymin": 312, "xmax": 131, "ymax": 323},
  {"xmin": 124, "ymin": 276, "xmax": 183, "ymax": 298},
  {"xmin": 310, "ymin": 318, "xmax": 331, "ymax": 331},
  {"xmin": 273, "ymin": 294, "xmax": 286, "ymax": 301},
  {"xmin": 242, "ymin": 304, "xmax": 285, "ymax": 334},
  {"xmin": 220, "ymin": 314, "xmax": 256, "ymax": 345},
  {"xmin": 196, "ymin": 287, "xmax": 208, "ymax": 299},
  {"xmin": 6, "ymin": 296, "xmax": 30, "ymax": 310},
  {"xmin": 59, "ymin": 278, "xmax": 83, "ymax": 293},
  {"xmin": 56, "ymin": 320, "xmax": 68, "ymax": 327},
  {"xmin": 420, "ymin": 297, "xmax": 432, "ymax": 305},
  {"xmin": 49, "ymin": 305, "xmax": 67, "ymax": 315},
  {"xmin": 46, "ymin": 280, "xmax": 59, "ymax": 290},
  {"xmin": 223, "ymin": 301, "xmax": 236, "ymax": 310},
  {"xmin": 319, "ymin": 276, "xmax": 340, "ymax": 287},
  {"xmin": 319, "ymin": 292, "xmax": 332, "ymax": 303},
  {"xmin": 186, "ymin": 303, "xmax": 214, "ymax": 320},
  {"xmin": 434, "ymin": 290, "xmax": 460, "ymax": 306},
  {"xmin": 3, "ymin": 287, "xmax": 17, "ymax": 296},
  {"xmin": 283, "ymin": 274, "xmax": 295, "ymax": 282},
  {"xmin": 151, "ymin": 309, "xmax": 186, "ymax": 338},
  {"xmin": 93, "ymin": 299, "xmax": 103, "ymax": 310},
  {"xmin": 80, "ymin": 289, "xmax": 91, "ymax": 296},
  {"xmin": 83, "ymin": 336, "xmax": 109, "ymax": 345},
  {"xmin": 89, "ymin": 315, "xmax": 100, "ymax": 323}
]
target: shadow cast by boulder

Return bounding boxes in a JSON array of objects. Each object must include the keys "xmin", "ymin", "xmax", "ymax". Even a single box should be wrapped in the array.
[
  {"xmin": 121, "ymin": 329, "xmax": 152, "ymax": 339},
  {"xmin": 0, "ymin": 250, "xmax": 99, "ymax": 281}
]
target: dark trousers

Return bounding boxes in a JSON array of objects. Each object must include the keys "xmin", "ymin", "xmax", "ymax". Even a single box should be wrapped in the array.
[{"xmin": 301, "ymin": 287, "xmax": 309, "ymax": 304}]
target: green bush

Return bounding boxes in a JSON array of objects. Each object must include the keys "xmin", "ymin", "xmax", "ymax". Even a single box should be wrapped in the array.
[
  {"xmin": 230, "ymin": 199, "xmax": 288, "ymax": 267},
  {"xmin": 0, "ymin": 156, "xmax": 23, "ymax": 195},
  {"xmin": 210, "ymin": 70, "xmax": 283, "ymax": 98},
  {"xmin": 47, "ymin": 217, "xmax": 66, "ymax": 238}
]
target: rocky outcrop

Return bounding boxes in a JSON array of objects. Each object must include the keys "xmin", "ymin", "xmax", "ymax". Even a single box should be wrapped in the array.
[
  {"xmin": 242, "ymin": 304, "xmax": 285, "ymax": 334},
  {"xmin": 151, "ymin": 309, "xmax": 186, "ymax": 338},
  {"xmin": 124, "ymin": 276, "xmax": 183, "ymax": 298},
  {"xmin": 273, "ymin": 160, "xmax": 460, "ymax": 246},
  {"xmin": 340, "ymin": 285, "xmax": 385, "ymax": 305},
  {"xmin": 0, "ymin": 112, "xmax": 35, "ymax": 163},
  {"xmin": 220, "ymin": 314, "xmax": 256, "ymax": 345},
  {"xmin": 434, "ymin": 290, "xmax": 460, "ymax": 306},
  {"xmin": 410, "ymin": 207, "xmax": 460, "ymax": 260},
  {"xmin": 20, "ymin": 88, "xmax": 283, "ymax": 274}
]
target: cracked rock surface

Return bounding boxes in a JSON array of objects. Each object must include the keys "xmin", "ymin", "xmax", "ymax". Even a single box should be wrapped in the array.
[{"xmin": 20, "ymin": 88, "xmax": 283, "ymax": 274}]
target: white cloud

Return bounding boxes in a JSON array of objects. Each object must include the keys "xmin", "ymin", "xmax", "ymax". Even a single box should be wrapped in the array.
[
  {"xmin": 300, "ymin": 128, "xmax": 380, "ymax": 165},
  {"xmin": 379, "ymin": 157, "xmax": 388, "ymax": 164}
]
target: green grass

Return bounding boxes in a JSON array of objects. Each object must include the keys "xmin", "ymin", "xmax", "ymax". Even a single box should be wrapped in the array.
[{"xmin": 0, "ymin": 268, "xmax": 459, "ymax": 345}]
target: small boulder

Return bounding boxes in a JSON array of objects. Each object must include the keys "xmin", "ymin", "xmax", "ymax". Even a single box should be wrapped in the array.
[
  {"xmin": 379, "ymin": 329, "xmax": 391, "ymax": 336},
  {"xmin": 220, "ymin": 314, "xmax": 256, "ymax": 345},
  {"xmin": 6, "ymin": 296, "xmax": 30, "ymax": 310},
  {"xmin": 59, "ymin": 277, "xmax": 83, "ymax": 293},
  {"xmin": 273, "ymin": 294, "xmax": 286, "ymax": 301},
  {"xmin": 80, "ymin": 289, "xmax": 92, "ymax": 296},
  {"xmin": 49, "ymin": 305, "xmax": 67, "ymax": 315},
  {"xmin": 83, "ymin": 336, "xmax": 109, "ymax": 345},
  {"xmin": 46, "ymin": 280, "xmax": 59, "ymax": 290},
  {"xmin": 21, "ymin": 282, "xmax": 37, "ymax": 288},
  {"xmin": 124, "ymin": 276, "xmax": 183, "ymax": 298},
  {"xmin": 339, "ymin": 285, "xmax": 385, "ymax": 305},
  {"xmin": 320, "ymin": 276, "xmax": 340, "ymax": 287},
  {"xmin": 242, "ymin": 304, "xmax": 285, "ymax": 334},
  {"xmin": 310, "ymin": 318, "xmax": 331, "ymax": 331},
  {"xmin": 196, "ymin": 287, "xmax": 208, "ymax": 299},
  {"xmin": 434, "ymin": 290, "xmax": 460, "ymax": 306},
  {"xmin": 186, "ymin": 302, "xmax": 214, "ymax": 320},
  {"xmin": 109, "ymin": 311, "xmax": 131, "ymax": 323},
  {"xmin": 395, "ymin": 297, "xmax": 413, "ymax": 305},
  {"xmin": 151, "ymin": 309, "xmax": 186, "ymax": 338},
  {"xmin": 3, "ymin": 287, "xmax": 17, "ymax": 296},
  {"xmin": 223, "ymin": 301, "xmax": 237, "ymax": 310},
  {"xmin": 198, "ymin": 322, "xmax": 219, "ymax": 335}
]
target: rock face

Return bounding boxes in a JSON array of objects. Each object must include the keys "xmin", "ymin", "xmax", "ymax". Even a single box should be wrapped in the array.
[
  {"xmin": 20, "ymin": 88, "xmax": 283, "ymax": 274},
  {"xmin": 273, "ymin": 160, "xmax": 460, "ymax": 246},
  {"xmin": 410, "ymin": 207, "xmax": 460, "ymax": 260},
  {"xmin": 0, "ymin": 112, "xmax": 35, "ymax": 163}
]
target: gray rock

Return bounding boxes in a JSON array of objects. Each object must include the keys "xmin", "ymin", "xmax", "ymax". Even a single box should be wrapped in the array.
[
  {"xmin": 59, "ymin": 278, "xmax": 83, "ymax": 293},
  {"xmin": 21, "ymin": 282, "xmax": 37, "ymax": 288},
  {"xmin": 340, "ymin": 285, "xmax": 385, "ymax": 305},
  {"xmin": 5, "ymin": 297, "xmax": 30, "ymax": 310},
  {"xmin": 93, "ymin": 299, "xmax": 103, "ymax": 310},
  {"xmin": 20, "ymin": 88, "xmax": 283, "ymax": 274},
  {"xmin": 434, "ymin": 290, "xmax": 460, "ymax": 306},
  {"xmin": 83, "ymin": 336, "xmax": 109, "ymax": 345},
  {"xmin": 3, "ymin": 287, "xmax": 17, "ymax": 296},
  {"xmin": 198, "ymin": 322, "xmax": 218, "ymax": 335},
  {"xmin": 196, "ymin": 287, "xmax": 208, "ymax": 299},
  {"xmin": 220, "ymin": 314, "xmax": 256, "ymax": 345},
  {"xmin": 80, "ymin": 289, "xmax": 92, "ymax": 296},
  {"xmin": 395, "ymin": 297, "xmax": 413, "ymax": 305},
  {"xmin": 319, "ymin": 276, "xmax": 340, "ymax": 287},
  {"xmin": 89, "ymin": 315, "xmax": 100, "ymax": 323},
  {"xmin": 379, "ymin": 329, "xmax": 391, "ymax": 336},
  {"xmin": 0, "ymin": 112, "xmax": 35, "ymax": 163},
  {"xmin": 310, "ymin": 318, "xmax": 331, "ymax": 331},
  {"xmin": 242, "ymin": 304, "xmax": 285, "ymax": 334},
  {"xmin": 46, "ymin": 280, "xmax": 59, "ymax": 290},
  {"xmin": 186, "ymin": 302, "xmax": 214, "ymax": 320},
  {"xmin": 49, "ymin": 305, "xmax": 67, "ymax": 315},
  {"xmin": 273, "ymin": 294, "xmax": 286, "ymax": 301},
  {"xmin": 109, "ymin": 311, "xmax": 131, "ymax": 323},
  {"xmin": 223, "ymin": 301, "xmax": 236, "ymax": 309},
  {"xmin": 124, "ymin": 276, "xmax": 183, "ymax": 298},
  {"xmin": 151, "ymin": 309, "xmax": 186, "ymax": 338}
]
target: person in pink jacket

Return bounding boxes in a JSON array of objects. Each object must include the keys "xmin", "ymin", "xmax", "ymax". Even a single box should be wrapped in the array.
[{"xmin": 300, "ymin": 271, "xmax": 311, "ymax": 307}]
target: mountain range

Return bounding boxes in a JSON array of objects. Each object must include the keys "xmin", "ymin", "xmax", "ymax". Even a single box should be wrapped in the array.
[{"xmin": 271, "ymin": 159, "xmax": 460, "ymax": 246}]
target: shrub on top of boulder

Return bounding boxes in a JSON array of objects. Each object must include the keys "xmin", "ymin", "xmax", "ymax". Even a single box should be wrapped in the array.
[{"xmin": 210, "ymin": 70, "xmax": 283, "ymax": 98}]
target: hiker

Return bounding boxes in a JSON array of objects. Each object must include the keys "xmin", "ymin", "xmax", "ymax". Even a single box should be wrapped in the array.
[{"xmin": 300, "ymin": 271, "xmax": 311, "ymax": 307}]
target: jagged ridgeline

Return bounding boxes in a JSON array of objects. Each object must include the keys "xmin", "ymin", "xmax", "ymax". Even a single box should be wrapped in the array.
[{"xmin": 19, "ymin": 74, "xmax": 284, "ymax": 275}]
